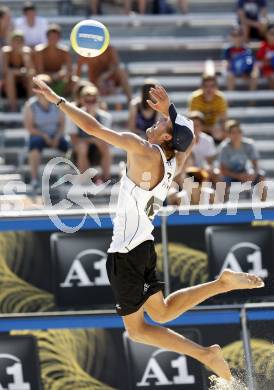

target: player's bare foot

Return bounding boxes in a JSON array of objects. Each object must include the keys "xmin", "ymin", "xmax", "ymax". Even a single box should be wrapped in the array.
[
  {"xmin": 218, "ymin": 269, "xmax": 264, "ymax": 292},
  {"xmin": 203, "ymin": 344, "xmax": 232, "ymax": 381}
]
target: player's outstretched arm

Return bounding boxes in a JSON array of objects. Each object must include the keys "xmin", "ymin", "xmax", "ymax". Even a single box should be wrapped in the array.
[{"xmin": 32, "ymin": 76, "xmax": 148, "ymax": 153}]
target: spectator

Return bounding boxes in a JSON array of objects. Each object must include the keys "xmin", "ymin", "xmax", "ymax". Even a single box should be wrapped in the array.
[
  {"xmin": 15, "ymin": 2, "xmax": 47, "ymax": 48},
  {"xmin": 188, "ymin": 74, "xmax": 228, "ymax": 143},
  {"xmin": 67, "ymin": 85, "xmax": 112, "ymax": 182},
  {"xmin": 35, "ymin": 24, "xmax": 73, "ymax": 96},
  {"xmin": 223, "ymin": 26, "xmax": 258, "ymax": 90},
  {"xmin": 24, "ymin": 74, "xmax": 68, "ymax": 190},
  {"xmin": 0, "ymin": 6, "xmax": 13, "ymax": 47},
  {"xmin": 76, "ymin": 45, "xmax": 132, "ymax": 103},
  {"xmin": 237, "ymin": 0, "xmax": 268, "ymax": 42},
  {"xmin": 128, "ymin": 79, "xmax": 159, "ymax": 138},
  {"xmin": 168, "ymin": 111, "xmax": 217, "ymax": 206},
  {"xmin": 256, "ymin": 24, "xmax": 274, "ymax": 89},
  {"xmin": 2, "ymin": 31, "xmax": 34, "ymax": 111},
  {"xmin": 187, "ymin": 111, "xmax": 217, "ymax": 169},
  {"xmin": 72, "ymin": 79, "xmax": 93, "ymax": 106},
  {"xmin": 219, "ymin": 119, "xmax": 266, "ymax": 201},
  {"xmin": 124, "ymin": 0, "xmax": 147, "ymax": 14}
]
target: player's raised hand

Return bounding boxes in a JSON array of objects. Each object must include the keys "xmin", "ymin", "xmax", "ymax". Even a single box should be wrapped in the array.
[
  {"xmin": 146, "ymin": 85, "xmax": 170, "ymax": 117},
  {"xmin": 32, "ymin": 76, "xmax": 60, "ymax": 105}
]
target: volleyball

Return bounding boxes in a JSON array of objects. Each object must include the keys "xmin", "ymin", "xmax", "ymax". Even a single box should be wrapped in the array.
[{"xmin": 70, "ymin": 19, "xmax": 110, "ymax": 58}]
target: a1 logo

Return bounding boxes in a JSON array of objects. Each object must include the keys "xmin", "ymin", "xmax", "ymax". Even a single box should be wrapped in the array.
[
  {"xmin": 137, "ymin": 350, "xmax": 195, "ymax": 387},
  {"xmin": 0, "ymin": 354, "xmax": 31, "ymax": 390},
  {"xmin": 60, "ymin": 249, "xmax": 109, "ymax": 287}
]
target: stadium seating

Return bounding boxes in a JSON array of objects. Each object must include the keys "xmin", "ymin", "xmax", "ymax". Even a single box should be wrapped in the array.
[{"xmin": 1, "ymin": 0, "xmax": 274, "ymax": 204}]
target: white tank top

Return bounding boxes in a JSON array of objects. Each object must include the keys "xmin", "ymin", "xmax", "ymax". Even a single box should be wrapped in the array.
[{"xmin": 108, "ymin": 145, "xmax": 176, "ymax": 253}]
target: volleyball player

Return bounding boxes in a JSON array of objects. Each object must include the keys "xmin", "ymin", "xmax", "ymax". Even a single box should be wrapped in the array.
[{"xmin": 33, "ymin": 77, "xmax": 264, "ymax": 382}]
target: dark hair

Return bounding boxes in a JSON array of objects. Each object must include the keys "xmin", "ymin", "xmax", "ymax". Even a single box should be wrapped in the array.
[
  {"xmin": 140, "ymin": 79, "xmax": 157, "ymax": 109},
  {"xmin": 161, "ymin": 121, "xmax": 175, "ymax": 160},
  {"xmin": 23, "ymin": 2, "xmax": 36, "ymax": 12}
]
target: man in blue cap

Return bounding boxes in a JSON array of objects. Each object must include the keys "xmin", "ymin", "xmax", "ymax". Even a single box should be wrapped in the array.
[{"xmin": 33, "ymin": 78, "xmax": 264, "ymax": 383}]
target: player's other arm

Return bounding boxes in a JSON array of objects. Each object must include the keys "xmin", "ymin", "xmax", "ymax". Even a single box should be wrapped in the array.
[
  {"xmin": 147, "ymin": 85, "xmax": 194, "ymax": 167},
  {"xmin": 32, "ymin": 76, "xmax": 147, "ymax": 153}
]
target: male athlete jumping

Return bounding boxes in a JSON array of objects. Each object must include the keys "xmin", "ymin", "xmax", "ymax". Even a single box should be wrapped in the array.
[{"xmin": 33, "ymin": 76, "xmax": 264, "ymax": 382}]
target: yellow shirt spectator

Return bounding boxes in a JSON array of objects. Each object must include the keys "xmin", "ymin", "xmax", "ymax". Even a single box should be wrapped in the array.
[
  {"xmin": 188, "ymin": 89, "xmax": 227, "ymax": 128},
  {"xmin": 188, "ymin": 75, "xmax": 228, "ymax": 142}
]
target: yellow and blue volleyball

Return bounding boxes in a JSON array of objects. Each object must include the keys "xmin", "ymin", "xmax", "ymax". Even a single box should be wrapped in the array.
[{"xmin": 70, "ymin": 19, "xmax": 110, "ymax": 58}]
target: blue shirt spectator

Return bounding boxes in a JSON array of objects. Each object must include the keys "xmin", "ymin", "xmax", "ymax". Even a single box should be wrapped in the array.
[
  {"xmin": 222, "ymin": 26, "xmax": 257, "ymax": 90},
  {"xmin": 24, "ymin": 74, "xmax": 68, "ymax": 190},
  {"xmin": 219, "ymin": 120, "xmax": 265, "ymax": 193}
]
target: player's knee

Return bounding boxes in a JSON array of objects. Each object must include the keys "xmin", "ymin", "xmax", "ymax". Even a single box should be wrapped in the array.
[
  {"xmin": 150, "ymin": 312, "xmax": 168, "ymax": 324},
  {"xmin": 126, "ymin": 324, "xmax": 147, "ymax": 343}
]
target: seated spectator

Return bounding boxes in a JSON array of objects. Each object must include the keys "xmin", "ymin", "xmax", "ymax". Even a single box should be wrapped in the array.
[
  {"xmin": 0, "ymin": 6, "xmax": 13, "ymax": 47},
  {"xmin": 223, "ymin": 26, "xmax": 258, "ymax": 91},
  {"xmin": 219, "ymin": 119, "xmax": 266, "ymax": 201},
  {"xmin": 256, "ymin": 24, "xmax": 274, "ymax": 89},
  {"xmin": 67, "ymin": 85, "xmax": 112, "ymax": 182},
  {"xmin": 2, "ymin": 31, "xmax": 34, "ymax": 111},
  {"xmin": 72, "ymin": 79, "xmax": 93, "ymax": 107},
  {"xmin": 35, "ymin": 24, "xmax": 73, "ymax": 96},
  {"xmin": 15, "ymin": 2, "xmax": 48, "ymax": 48},
  {"xmin": 76, "ymin": 44, "xmax": 132, "ymax": 103},
  {"xmin": 128, "ymin": 79, "xmax": 159, "ymax": 138},
  {"xmin": 237, "ymin": 0, "xmax": 268, "ymax": 42},
  {"xmin": 188, "ymin": 74, "xmax": 228, "ymax": 143},
  {"xmin": 169, "ymin": 111, "xmax": 217, "ymax": 206},
  {"xmin": 24, "ymin": 74, "xmax": 69, "ymax": 190},
  {"xmin": 187, "ymin": 111, "xmax": 217, "ymax": 169}
]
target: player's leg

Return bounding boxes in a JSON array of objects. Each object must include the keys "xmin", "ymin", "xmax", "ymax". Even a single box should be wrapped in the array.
[
  {"xmin": 144, "ymin": 269, "xmax": 263, "ymax": 324},
  {"xmin": 123, "ymin": 306, "xmax": 232, "ymax": 380}
]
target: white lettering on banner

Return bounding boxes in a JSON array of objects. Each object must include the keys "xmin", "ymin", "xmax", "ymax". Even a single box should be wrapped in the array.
[
  {"xmin": 60, "ymin": 259, "xmax": 93, "ymax": 287},
  {"xmin": 60, "ymin": 249, "xmax": 109, "ymax": 287},
  {"xmin": 219, "ymin": 242, "xmax": 268, "ymax": 279},
  {"xmin": 172, "ymin": 356, "xmax": 195, "ymax": 384},
  {"xmin": 0, "ymin": 355, "xmax": 31, "ymax": 390},
  {"xmin": 137, "ymin": 358, "xmax": 172, "ymax": 386},
  {"xmin": 137, "ymin": 352, "xmax": 194, "ymax": 387}
]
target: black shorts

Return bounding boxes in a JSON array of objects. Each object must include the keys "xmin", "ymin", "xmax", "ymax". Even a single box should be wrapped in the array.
[{"xmin": 106, "ymin": 240, "xmax": 165, "ymax": 316}]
